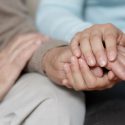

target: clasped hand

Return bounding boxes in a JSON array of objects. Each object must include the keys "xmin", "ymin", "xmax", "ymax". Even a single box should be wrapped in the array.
[
  {"xmin": 63, "ymin": 24, "xmax": 125, "ymax": 91},
  {"xmin": 43, "ymin": 24, "xmax": 125, "ymax": 91}
]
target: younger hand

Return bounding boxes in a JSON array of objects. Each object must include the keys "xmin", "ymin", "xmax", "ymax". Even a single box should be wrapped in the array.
[
  {"xmin": 71, "ymin": 24, "xmax": 125, "ymax": 67},
  {"xmin": 63, "ymin": 56, "xmax": 117, "ymax": 91}
]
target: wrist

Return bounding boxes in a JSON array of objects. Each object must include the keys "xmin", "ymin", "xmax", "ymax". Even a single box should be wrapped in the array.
[{"xmin": 42, "ymin": 45, "xmax": 68, "ymax": 74}]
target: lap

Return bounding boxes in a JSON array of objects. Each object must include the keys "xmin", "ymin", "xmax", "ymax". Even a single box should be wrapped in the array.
[{"xmin": 0, "ymin": 73, "xmax": 85, "ymax": 125}]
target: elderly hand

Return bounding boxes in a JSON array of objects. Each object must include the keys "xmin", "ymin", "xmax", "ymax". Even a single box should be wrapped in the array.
[{"xmin": 0, "ymin": 33, "xmax": 46, "ymax": 101}]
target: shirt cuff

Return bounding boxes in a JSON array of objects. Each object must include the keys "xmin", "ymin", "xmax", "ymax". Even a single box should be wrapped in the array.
[{"xmin": 26, "ymin": 38, "xmax": 68, "ymax": 75}]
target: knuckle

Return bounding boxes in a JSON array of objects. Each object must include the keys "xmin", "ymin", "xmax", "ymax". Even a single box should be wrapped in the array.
[
  {"xmin": 91, "ymin": 34, "xmax": 100, "ymax": 40},
  {"xmin": 93, "ymin": 48, "xmax": 103, "ymax": 55},
  {"xmin": 105, "ymin": 33, "xmax": 114, "ymax": 39},
  {"xmin": 91, "ymin": 37, "xmax": 101, "ymax": 45},
  {"xmin": 80, "ymin": 39, "xmax": 89, "ymax": 48},
  {"xmin": 84, "ymin": 54, "xmax": 93, "ymax": 62},
  {"xmin": 82, "ymin": 35, "xmax": 89, "ymax": 41},
  {"xmin": 82, "ymin": 30, "xmax": 90, "ymax": 36},
  {"xmin": 106, "ymin": 23, "xmax": 114, "ymax": 28}
]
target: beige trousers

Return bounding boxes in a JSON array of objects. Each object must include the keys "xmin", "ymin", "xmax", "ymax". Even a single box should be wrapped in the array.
[{"xmin": 0, "ymin": 73, "xmax": 85, "ymax": 125}]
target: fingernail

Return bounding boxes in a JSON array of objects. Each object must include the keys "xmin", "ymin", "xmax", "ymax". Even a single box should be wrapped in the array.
[
  {"xmin": 99, "ymin": 58, "xmax": 106, "ymax": 67},
  {"xmin": 79, "ymin": 58, "xmax": 84, "ymax": 66},
  {"xmin": 108, "ymin": 51, "xmax": 116, "ymax": 61},
  {"xmin": 88, "ymin": 58, "xmax": 96, "ymax": 66},
  {"xmin": 75, "ymin": 51, "xmax": 80, "ymax": 57},
  {"xmin": 36, "ymin": 41, "xmax": 42, "ymax": 45}
]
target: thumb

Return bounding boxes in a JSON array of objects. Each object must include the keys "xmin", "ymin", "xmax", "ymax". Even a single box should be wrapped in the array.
[
  {"xmin": 109, "ymin": 61, "xmax": 125, "ymax": 80},
  {"xmin": 91, "ymin": 67, "xmax": 104, "ymax": 77}
]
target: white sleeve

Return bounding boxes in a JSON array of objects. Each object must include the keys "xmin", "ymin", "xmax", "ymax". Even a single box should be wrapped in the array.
[{"xmin": 36, "ymin": 0, "xmax": 92, "ymax": 42}]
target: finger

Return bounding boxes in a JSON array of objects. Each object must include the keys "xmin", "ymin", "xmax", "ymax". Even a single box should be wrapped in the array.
[
  {"xmin": 90, "ymin": 31, "xmax": 107, "ymax": 67},
  {"xmin": 8, "ymin": 33, "xmax": 41, "ymax": 53},
  {"xmin": 70, "ymin": 33, "xmax": 81, "ymax": 57},
  {"xmin": 103, "ymin": 31, "xmax": 117, "ymax": 61},
  {"xmin": 91, "ymin": 67, "xmax": 103, "ymax": 77},
  {"xmin": 118, "ymin": 54, "xmax": 125, "ymax": 66},
  {"xmin": 79, "ymin": 57, "xmax": 114, "ymax": 90},
  {"xmin": 118, "ymin": 45, "xmax": 125, "ymax": 56},
  {"xmin": 108, "ymin": 71, "xmax": 116, "ymax": 80},
  {"xmin": 80, "ymin": 35, "xmax": 96, "ymax": 66},
  {"xmin": 17, "ymin": 41, "xmax": 42, "ymax": 66},
  {"xmin": 95, "ymin": 73, "xmax": 114, "ymax": 90},
  {"xmin": 11, "ymin": 40, "xmax": 41, "ymax": 64},
  {"xmin": 62, "ymin": 79, "xmax": 73, "ymax": 89},
  {"xmin": 79, "ymin": 58, "xmax": 97, "ymax": 89},
  {"xmin": 70, "ymin": 56, "xmax": 86, "ymax": 90},
  {"xmin": 64, "ymin": 63, "xmax": 75, "ymax": 89},
  {"xmin": 119, "ymin": 33, "xmax": 125, "ymax": 46},
  {"xmin": 109, "ymin": 60, "xmax": 125, "ymax": 80},
  {"xmin": 6, "ymin": 40, "xmax": 41, "ymax": 89}
]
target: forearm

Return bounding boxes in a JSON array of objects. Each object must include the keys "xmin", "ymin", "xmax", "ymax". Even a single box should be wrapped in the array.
[
  {"xmin": 36, "ymin": 0, "xmax": 92, "ymax": 42},
  {"xmin": 0, "ymin": 0, "xmax": 67, "ymax": 75}
]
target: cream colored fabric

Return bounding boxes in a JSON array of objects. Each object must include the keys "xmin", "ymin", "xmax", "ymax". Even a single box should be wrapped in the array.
[{"xmin": 0, "ymin": 73, "xmax": 86, "ymax": 125}]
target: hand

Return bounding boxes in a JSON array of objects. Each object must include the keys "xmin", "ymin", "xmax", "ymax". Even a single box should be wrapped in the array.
[
  {"xmin": 63, "ymin": 56, "xmax": 117, "ymax": 91},
  {"xmin": 107, "ymin": 45, "xmax": 125, "ymax": 81},
  {"xmin": 42, "ymin": 46, "xmax": 72, "ymax": 87},
  {"xmin": 42, "ymin": 46, "xmax": 107, "ymax": 89},
  {"xmin": 70, "ymin": 24, "xmax": 125, "ymax": 67},
  {"xmin": 0, "ymin": 33, "xmax": 46, "ymax": 101}
]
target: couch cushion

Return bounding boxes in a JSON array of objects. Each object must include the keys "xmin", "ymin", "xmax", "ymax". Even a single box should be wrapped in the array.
[{"xmin": 85, "ymin": 81, "xmax": 125, "ymax": 125}]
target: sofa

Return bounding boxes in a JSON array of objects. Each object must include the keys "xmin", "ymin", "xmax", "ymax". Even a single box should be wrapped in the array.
[{"xmin": 26, "ymin": 0, "xmax": 125, "ymax": 124}]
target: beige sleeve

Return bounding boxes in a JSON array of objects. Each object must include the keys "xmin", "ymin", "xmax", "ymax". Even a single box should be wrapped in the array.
[
  {"xmin": 27, "ymin": 39, "xmax": 67, "ymax": 75},
  {"xmin": 0, "ymin": 0, "xmax": 67, "ymax": 75}
]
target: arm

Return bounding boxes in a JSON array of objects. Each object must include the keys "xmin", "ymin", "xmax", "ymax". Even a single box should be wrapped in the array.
[
  {"xmin": 0, "ymin": 0, "xmax": 66, "ymax": 75},
  {"xmin": 36, "ymin": 0, "xmax": 92, "ymax": 42}
]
